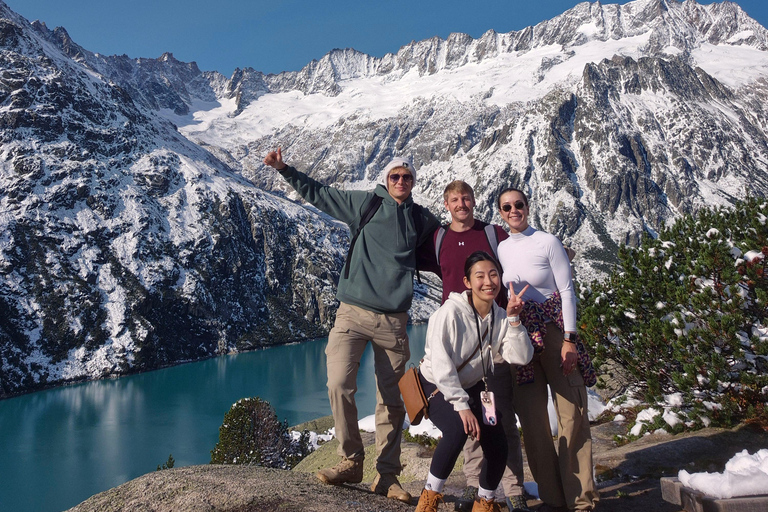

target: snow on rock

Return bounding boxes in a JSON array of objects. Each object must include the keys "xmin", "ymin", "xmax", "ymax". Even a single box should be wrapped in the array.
[
  {"xmin": 679, "ymin": 449, "xmax": 768, "ymax": 499},
  {"xmin": 292, "ymin": 429, "xmax": 333, "ymax": 451},
  {"xmin": 405, "ymin": 417, "xmax": 443, "ymax": 439},
  {"xmin": 631, "ymin": 407, "xmax": 661, "ymax": 436}
]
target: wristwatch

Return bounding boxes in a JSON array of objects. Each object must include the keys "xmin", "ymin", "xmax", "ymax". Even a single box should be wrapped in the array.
[{"xmin": 563, "ymin": 332, "xmax": 577, "ymax": 344}]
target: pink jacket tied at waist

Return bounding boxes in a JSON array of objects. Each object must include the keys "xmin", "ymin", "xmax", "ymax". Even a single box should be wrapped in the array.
[{"xmin": 517, "ymin": 291, "xmax": 597, "ymax": 387}]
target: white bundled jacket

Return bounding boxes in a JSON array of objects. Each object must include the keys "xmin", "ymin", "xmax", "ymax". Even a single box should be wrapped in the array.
[{"xmin": 420, "ymin": 291, "xmax": 534, "ymax": 411}]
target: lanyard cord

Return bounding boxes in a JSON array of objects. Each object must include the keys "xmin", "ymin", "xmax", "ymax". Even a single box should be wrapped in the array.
[{"xmin": 468, "ymin": 293, "xmax": 494, "ymax": 391}]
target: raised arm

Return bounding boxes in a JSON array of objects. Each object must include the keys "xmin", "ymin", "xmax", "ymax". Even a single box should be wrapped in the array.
[{"xmin": 263, "ymin": 147, "xmax": 367, "ymax": 225}]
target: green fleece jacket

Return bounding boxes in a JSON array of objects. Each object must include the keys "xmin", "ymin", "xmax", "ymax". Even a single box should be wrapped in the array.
[{"xmin": 278, "ymin": 165, "xmax": 440, "ymax": 313}]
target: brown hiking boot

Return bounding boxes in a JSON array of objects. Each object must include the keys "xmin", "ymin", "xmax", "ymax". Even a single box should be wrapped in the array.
[
  {"xmin": 315, "ymin": 456, "xmax": 363, "ymax": 485},
  {"xmin": 415, "ymin": 488, "xmax": 444, "ymax": 512},
  {"xmin": 371, "ymin": 472, "xmax": 411, "ymax": 503},
  {"xmin": 471, "ymin": 496, "xmax": 501, "ymax": 512}
]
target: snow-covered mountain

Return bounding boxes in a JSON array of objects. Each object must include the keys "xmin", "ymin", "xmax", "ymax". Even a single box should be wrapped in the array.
[
  {"xmin": 2, "ymin": 0, "xmax": 768, "ymax": 395},
  {"xmin": 0, "ymin": 2, "xmax": 349, "ymax": 396},
  {"xmin": 85, "ymin": 0, "xmax": 768, "ymax": 276}
]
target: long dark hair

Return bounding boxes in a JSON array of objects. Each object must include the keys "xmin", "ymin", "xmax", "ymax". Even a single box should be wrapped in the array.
[{"xmin": 464, "ymin": 251, "xmax": 502, "ymax": 280}]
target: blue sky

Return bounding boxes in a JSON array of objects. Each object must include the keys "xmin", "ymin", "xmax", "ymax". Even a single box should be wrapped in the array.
[{"xmin": 6, "ymin": 0, "xmax": 768, "ymax": 76}]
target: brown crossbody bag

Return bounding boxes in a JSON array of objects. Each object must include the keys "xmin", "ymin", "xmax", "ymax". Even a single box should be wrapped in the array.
[{"xmin": 398, "ymin": 326, "xmax": 487, "ymax": 426}]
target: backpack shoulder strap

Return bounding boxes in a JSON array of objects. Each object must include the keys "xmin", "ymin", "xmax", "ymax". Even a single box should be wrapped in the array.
[
  {"xmin": 434, "ymin": 225, "xmax": 448, "ymax": 267},
  {"xmin": 484, "ymin": 224, "xmax": 500, "ymax": 260},
  {"xmin": 411, "ymin": 204, "xmax": 431, "ymax": 284},
  {"xmin": 344, "ymin": 195, "xmax": 383, "ymax": 279}
]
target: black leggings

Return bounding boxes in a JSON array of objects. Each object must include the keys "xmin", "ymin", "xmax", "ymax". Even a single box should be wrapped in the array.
[{"xmin": 420, "ymin": 371, "xmax": 508, "ymax": 490}]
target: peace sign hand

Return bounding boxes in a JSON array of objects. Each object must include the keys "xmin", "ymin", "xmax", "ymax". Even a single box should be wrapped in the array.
[{"xmin": 506, "ymin": 283, "xmax": 529, "ymax": 317}]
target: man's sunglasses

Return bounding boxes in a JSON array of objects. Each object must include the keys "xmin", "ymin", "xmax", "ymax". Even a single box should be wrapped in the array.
[
  {"xmin": 389, "ymin": 173, "xmax": 413, "ymax": 183},
  {"xmin": 501, "ymin": 200, "xmax": 526, "ymax": 212}
]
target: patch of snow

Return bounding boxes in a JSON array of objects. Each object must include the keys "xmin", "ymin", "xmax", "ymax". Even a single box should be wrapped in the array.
[
  {"xmin": 679, "ymin": 449, "xmax": 768, "ymax": 499},
  {"xmin": 630, "ymin": 407, "xmax": 660, "ymax": 436},
  {"xmin": 358, "ymin": 415, "xmax": 377, "ymax": 433},
  {"xmin": 405, "ymin": 417, "xmax": 443, "ymax": 439},
  {"xmin": 291, "ymin": 429, "xmax": 333, "ymax": 451}
]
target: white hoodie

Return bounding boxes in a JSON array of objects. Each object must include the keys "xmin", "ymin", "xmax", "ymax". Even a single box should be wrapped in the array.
[{"xmin": 420, "ymin": 291, "xmax": 534, "ymax": 411}]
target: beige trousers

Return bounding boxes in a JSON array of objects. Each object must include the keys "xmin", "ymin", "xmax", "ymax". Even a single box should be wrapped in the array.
[
  {"xmin": 513, "ymin": 323, "xmax": 599, "ymax": 511},
  {"xmin": 462, "ymin": 361, "xmax": 526, "ymax": 497},
  {"xmin": 325, "ymin": 302, "xmax": 410, "ymax": 475}
]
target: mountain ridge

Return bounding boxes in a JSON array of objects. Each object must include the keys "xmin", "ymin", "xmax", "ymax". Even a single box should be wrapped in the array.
[{"xmin": 2, "ymin": 0, "xmax": 768, "ymax": 396}]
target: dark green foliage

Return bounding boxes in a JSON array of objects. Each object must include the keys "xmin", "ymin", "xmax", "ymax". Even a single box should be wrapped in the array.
[
  {"xmin": 403, "ymin": 429, "xmax": 439, "ymax": 448},
  {"xmin": 580, "ymin": 198, "xmax": 768, "ymax": 429},
  {"xmin": 156, "ymin": 454, "xmax": 175, "ymax": 471},
  {"xmin": 210, "ymin": 397, "xmax": 312, "ymax": 469}
]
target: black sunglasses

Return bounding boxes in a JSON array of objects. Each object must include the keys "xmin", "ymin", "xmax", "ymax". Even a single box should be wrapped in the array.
[
  {"xmin": 389, "ymin": 173, "xmax": 413, "ymax": 183},
  {"xmin": 501, "ymin": 200, "xmax": 526, "ymax": 212}
]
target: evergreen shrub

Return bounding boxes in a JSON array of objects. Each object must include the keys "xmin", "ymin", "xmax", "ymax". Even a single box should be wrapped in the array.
[
  {"xmin": 579, "ymin": 198, "xmax": 768, "ymax": 431},
  {"xmin": 210, "ymin": 397, "xmax": 311, "ymax": 469},
  {"xmin": 156, "ymin": 454, "xmax": 175, "ymax": 471}
]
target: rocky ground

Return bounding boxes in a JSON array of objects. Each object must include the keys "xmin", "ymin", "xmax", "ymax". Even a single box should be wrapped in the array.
[{"xmin": 68, "ymin": 418, "xmax": 768, "ymax": 512}]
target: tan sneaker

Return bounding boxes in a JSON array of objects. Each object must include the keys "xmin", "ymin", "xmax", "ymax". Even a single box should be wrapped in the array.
[
  {"xmin": 472, "ymin": 496, "xmax": 501, "ymax": 512},
  {"xmin": 315, "ymin": 456, "xmax": 363, "ymax": 485},
  {"xmin": 371, "ymin": 472, "xmax": 412, "ymax": 503},
  {"xmin": 415, "ymin": 488, "xmax": 444, "ymax": 512}
]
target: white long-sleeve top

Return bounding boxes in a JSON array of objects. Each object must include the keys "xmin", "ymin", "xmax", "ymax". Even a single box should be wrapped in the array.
[
  {"xmin": 497, "ymin": 226, "xmax": 577, "ymax": 332},
  {"xmin": 420, "ymin": 291, "xmax": 534, "ymax": 411}
]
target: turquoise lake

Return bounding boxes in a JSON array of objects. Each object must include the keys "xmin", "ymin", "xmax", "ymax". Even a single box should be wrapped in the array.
[{"xmin": 0, "ymin": 324, "xmax": 428, "ymax": 512}]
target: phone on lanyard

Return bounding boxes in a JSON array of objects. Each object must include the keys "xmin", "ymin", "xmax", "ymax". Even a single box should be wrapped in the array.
[{"xmin": 481, "ymin": 390, "xmax": 496, "ymax": 425}]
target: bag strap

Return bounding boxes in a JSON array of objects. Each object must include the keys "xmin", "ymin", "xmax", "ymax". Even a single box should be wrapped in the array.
[
  {"xmin": 455, "ymin": 325, "xmax": 488, "ymax": 373},
  {"xmin": 415, "ymin": 324, "xmax": 486, "ymax": 401}
]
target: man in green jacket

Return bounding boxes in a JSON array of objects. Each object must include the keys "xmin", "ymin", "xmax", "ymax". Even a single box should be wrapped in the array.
[{"xmin": 264, "ymin": 148, "xmax": 439, "ymax": 503}]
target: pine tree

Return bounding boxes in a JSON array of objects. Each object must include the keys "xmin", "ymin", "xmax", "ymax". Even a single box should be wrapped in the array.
[
  {"xmin": 210, "ymin": 397, "xmax": 312, "ymax": 469},
  {"xmin": 156, "ymin": 454, "xmax": 175, "ymax": 471},
  {"xmin": 580, "ymin": 198, "xmax": 768, "ymax": 430}
]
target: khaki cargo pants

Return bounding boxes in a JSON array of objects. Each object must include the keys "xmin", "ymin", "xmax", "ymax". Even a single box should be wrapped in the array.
[
  {"xmin": 325, "ymin": 302, "xmax": 410, "ymax": 475},
  {"xmin": 513, "ymin": 323, "xmax": 599, "ymax": 511}
]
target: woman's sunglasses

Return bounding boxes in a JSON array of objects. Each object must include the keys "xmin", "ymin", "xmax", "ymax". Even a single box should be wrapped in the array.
[
  {"xmin": 389, "ymin": 173, "xmax": 413, "ymax": 183},
  {"xmin": 501, "ymin": 201, "xmax": 526, "ymax": 212}
]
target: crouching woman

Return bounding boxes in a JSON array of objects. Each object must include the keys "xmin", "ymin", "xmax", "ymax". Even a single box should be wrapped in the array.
[{"xmin": 415, "ymin": 251, "xmax": 534, "ymax": 512}]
